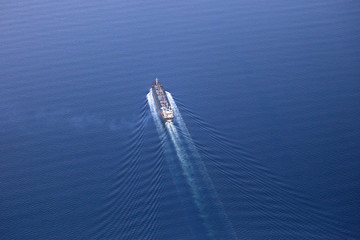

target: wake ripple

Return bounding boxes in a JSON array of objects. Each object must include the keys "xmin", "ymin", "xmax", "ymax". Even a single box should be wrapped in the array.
[
  {"xmin": 175, "ymin": 98, "xmax": 350, "ymax": 239},
  {"xmin": 147, "ymin": 90, "xmax": 237, "ymax": 239}
]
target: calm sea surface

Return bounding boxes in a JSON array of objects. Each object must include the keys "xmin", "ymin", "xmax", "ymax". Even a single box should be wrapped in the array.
[{"xmin": 1, "ymin": 1, "xmax": 359, "ymax": 239}]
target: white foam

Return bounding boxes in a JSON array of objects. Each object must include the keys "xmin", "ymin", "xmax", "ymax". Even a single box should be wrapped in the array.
[{"xmin": 147, "ymin": 89, "xmax": 236, "ymax": 239}]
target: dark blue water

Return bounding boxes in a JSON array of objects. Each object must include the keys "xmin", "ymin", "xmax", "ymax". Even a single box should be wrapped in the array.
[{"xmin": 1, "ymin": 1, "xmax": 359, "ymax": 239}]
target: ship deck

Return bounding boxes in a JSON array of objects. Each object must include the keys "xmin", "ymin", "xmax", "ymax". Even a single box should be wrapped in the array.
[{"xmin": 153, "ymin": 85, "xmax": 170, "ymax": 108}]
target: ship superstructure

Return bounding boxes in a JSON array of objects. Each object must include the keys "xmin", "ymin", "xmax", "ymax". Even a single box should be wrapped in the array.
[{"xmin": 152, "ymin": 78, "xmax": 174, "ymax": 123}]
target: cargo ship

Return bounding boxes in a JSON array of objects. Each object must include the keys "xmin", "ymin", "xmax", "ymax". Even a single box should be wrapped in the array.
[{"xmin": 152, "ymin": 78, "xmax": 174, "ymax": 123}]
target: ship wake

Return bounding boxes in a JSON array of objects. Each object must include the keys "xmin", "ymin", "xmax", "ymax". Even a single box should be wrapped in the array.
[{"xmin": 147, "ymin": 90, "xmax": 236, "ymax": 239}]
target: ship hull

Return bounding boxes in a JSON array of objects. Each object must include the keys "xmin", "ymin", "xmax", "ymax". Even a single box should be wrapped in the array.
[{"xmin": 151, "ymin": 79, "xmax": 174, "ymax": 123}]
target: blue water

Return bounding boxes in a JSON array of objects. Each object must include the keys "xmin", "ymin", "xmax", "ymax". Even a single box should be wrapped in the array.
[{"xmin": 1, "ymin": 1, "xmax": 359, "ymax": 239}]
